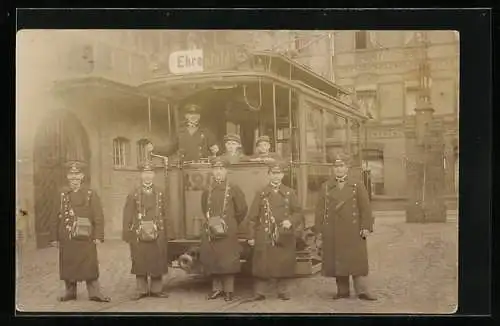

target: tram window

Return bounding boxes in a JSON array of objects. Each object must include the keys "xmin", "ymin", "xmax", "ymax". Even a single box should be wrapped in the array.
[
  {"xmin": 306, "ymin": 107, "xmax": 324, "ymax": 163},
  {"xmin": 113, "ymin": 137, "xmax": 131, "ymax": 168},
  {"xmin": 324, "ymin": 111, "xmax": 348, "ymax": 162},
  {"xmin": 350, "ymin": 120, "xmax": 361, "ymax": 165}
]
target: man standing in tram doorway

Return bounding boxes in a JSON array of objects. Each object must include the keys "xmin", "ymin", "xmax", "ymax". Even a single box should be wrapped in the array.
[
  {"xmin": 245, "ymin": 161, "xmax": 304, "ymax": 302},
  {"xmin": 199, "ymin": 156, "xmax": 248, "ymax": 302},
  {"xmin": 122, "ymin": 161, "xmax": 171, "ymax": 300},
  {"xmin": 147, "ymin": 103, "xmax": 219, "ymax": 162},
  {"xmin": 314, "ymin": 152, "xmax": 377, "ymax": 301},
  {"xmin": 49, "ymin": 161, "xmax": 111, "ymax": 303},
  {"xmin": 220, "ymin": 133, "xmax": 250, "ymax": 164},
  {"xmin": 249, "ymin": 135, "xmax": 282, "ymax": 162}
]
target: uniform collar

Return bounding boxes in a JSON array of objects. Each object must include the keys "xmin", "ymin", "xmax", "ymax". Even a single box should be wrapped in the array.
[
  {"xmin": 212, "ymin": 179, "xmax": 227, "ymax": 189},
  {"xmin": 141, "ymin": 183, "xmax": 154, "ymax": 193},
  {"xmin": 262, "ymin": 183, "xmax": 288, "ymax": 196},
  {"xmin": 63, "ymin": 185, "xmax": 84, "ymax": 194},
  {"xmin": 327, "ymin": 177, "xmax": 355, "ymax": 188}
]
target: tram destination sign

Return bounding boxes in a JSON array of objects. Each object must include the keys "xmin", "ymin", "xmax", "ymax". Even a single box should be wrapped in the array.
[
  {"xmin": 166, "ymin": 47, "xmax": 246, "ymax": 75},
  {"xmin": 169, "ymin": 49, "xmax": 204, "ymax": 74}
]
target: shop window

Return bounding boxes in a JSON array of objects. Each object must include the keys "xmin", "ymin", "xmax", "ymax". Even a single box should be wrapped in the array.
[
  {"xmin": 113, "ymin": 137, "xmax": 130, "ymax": 168},
  {"xmin": 364, "ymin": 149, "xmax": 384, "ymax": 195}
]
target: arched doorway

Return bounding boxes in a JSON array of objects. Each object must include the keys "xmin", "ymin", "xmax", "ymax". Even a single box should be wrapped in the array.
[{"xmin": 33, "ymin": 110, "xmax": 91, "ymax": 248}]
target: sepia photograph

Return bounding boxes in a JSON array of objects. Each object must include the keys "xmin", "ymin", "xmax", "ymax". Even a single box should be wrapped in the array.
[{"xmin": 16, "ymin": 28, "xmax": 459, "ymax": 314}]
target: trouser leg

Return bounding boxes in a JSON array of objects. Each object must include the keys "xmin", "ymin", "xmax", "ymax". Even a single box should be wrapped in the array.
[
  {"xmin": 276, "ymin": 278, "xmax": 290, "ymax": 296},
  {"xmin": 212, "ymin": 277, "xmax": 223, "ymax": 292},
  {"xmin": 86, "ymin": 279, "xmax": 104, "ymax": 298},
  {"xmin": 150, "ymin": 276, "xmax": 163, "ymax": 294},
  {"xmin": 222, "ymin": 275, "xmax": 235, "ymax": 293},
  {"xmin": 352, "ymin": 275, "xmax": 369, "ymax": 295},
  {"xmin": 136, "ymin": 275, "xmax": 149, "ymax": 295},
  {"xmin": 335, "ymin": 276, "xmax": 350, "ymax": 295},
  {"xmin": 65, "ymin": 281, "xmax": 77, "ymax": 297},
  {"xmin": 254, "ymin": 277, "xmax": 268, "ymax": 296}
]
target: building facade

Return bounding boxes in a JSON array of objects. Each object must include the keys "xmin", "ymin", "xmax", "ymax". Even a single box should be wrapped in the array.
[{"xmin": 330, "ymin": 31, "xmax": 459, "ymax": 198}]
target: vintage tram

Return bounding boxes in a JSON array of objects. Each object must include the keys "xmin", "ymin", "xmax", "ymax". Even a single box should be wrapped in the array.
[{"xmin": 138, "ymin": 51, "xmax": 370, "ymax": 276}]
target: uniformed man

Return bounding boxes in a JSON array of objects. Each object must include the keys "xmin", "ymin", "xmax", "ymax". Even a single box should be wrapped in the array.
[
  {"xmin": 199, "ymin": 157, "xmax": 248, "ymax": 302},
  {"xmin": 220, "ymin": 133, "xmax": 250, "ymax": 164},
  {"xmin": 122, "ymin": 161, "xmax": 171, "ymax": 300},
  {"xmin": 245, "ymin": 161, "xmax": 304, "ymax": 301},
  {"xmin": 147, "ymin": 103, "xmax": 219, "ymax": 162},
  {"xmin": 314, "ymin": 152, "xmax": 377, "ymax": 301},
  {"xmin": 49, "ymin": 161, "xmax": 110, "ymax": 302},
  {"xmin": 249, "ymin": 135, "xmax": 282, "ymax": 163}
]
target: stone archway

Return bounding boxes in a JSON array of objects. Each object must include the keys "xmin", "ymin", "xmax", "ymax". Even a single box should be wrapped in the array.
[{"xmin": 33, "ymin": 109, "xmax": 91, "ymax": 248}]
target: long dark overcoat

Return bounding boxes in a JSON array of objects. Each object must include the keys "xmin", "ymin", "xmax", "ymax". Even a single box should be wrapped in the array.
[
  {"xmin": 50, "ymin": 187, "xmax": 104, "ymax": 281},
  {"xmin": 247, "ymin": 184, "xmax": 304, "ymax": 279},
  {"xmin": 122, "ymin": 186, "xmax": 172, "ymax": 277},
  {"xmin": 314, "ymin": 178, "xmax": 373, "ymax": 277},
  {"xmin": 199, "ymin": 181, "xmax": 248, "ymax": 275}
]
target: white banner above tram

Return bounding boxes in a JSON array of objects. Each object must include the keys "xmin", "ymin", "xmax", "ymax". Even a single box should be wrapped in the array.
[
  {"xmin": 166, "ymin": 47, "xmax": 248, "ymax": 75},
  {"xmin": 168, "ymin": 49, "xmax": 204, "ymax": 75}
]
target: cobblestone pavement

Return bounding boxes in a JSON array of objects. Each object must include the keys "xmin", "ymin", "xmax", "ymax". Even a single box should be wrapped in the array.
[{"xmin": 16, "ymin": 212, "xmax": 458, "ymax": 314}]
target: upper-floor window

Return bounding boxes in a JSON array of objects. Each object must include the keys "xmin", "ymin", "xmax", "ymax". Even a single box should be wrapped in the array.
[
  {"xmin": 136, "ymin": 138, "xmax": 151, "ymax": 166},
  {"xmin": 356, "ymin": 90, "xmax": 378, "ymax": 119},
  {"xmin": 355, "ymin": 31, "xmax": 368, "ymax": 50},
  {"xmin": 294, "ymin": 35, "xmax": 308, "ymax": 53},
  {"xmin": 405, "ymin": 87, "xmax": 420, "ymax": 116},
  {"xmin": 113, "ymin": 137, "xmax": 130, "ymax": 168}
]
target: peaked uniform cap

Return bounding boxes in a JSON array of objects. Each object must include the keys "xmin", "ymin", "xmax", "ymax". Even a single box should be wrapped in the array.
[
  {"xmin": 65, "ymin": 160, "xmax": 87, "ymax": 174},
  {"xmin": 256, "ymin": 135, "xmax": 271, "ymax": 145},
  {"xmin": 223, "ymin": 133, "xmax": 241, "ymax": 144},
  {"xmin": 333, "ymin": 152, "xmax": 351, "ymax": 166},
  {"xmin": 183, "ymin": 103, "xmax": 202, "ymax": 114},
  {"xmin": 268, "ymin": 160, "xmax": 288, "ymax": 173}
]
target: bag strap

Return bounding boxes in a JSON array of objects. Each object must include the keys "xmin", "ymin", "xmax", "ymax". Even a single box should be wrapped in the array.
[
  {"xmin": 222, "ymin": 182, "xmax": 230, "ymax": 217},
  {"xmin": 323, "ymin": 183, "xmax": 329, "ymax": 224},
  {"xmin": 206, "ymin": 182, "xmax": 213, "ymax": 219},
  {"xmin": 86, "ymin": 190, "xmax": 92, "ymax": 207},
  {"xmin": 206, "ymin": 181, "xmax": 230, "ymax": 219}
]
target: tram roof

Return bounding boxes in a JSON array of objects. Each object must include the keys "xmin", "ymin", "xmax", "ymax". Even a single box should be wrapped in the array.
[{"xmin": 139, "ymin": 51, "xmax": 353, "ymax": 103}]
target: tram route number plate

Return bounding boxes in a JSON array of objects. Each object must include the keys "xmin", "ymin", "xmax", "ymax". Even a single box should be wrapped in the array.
[{"xmin": 184, "ymin": 171, "xmax": 211, "ymax": 191}]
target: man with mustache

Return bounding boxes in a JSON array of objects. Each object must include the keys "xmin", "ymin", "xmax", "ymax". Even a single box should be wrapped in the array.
[
  {"xmin": 249, "ymin": 135, "xmax": 282, "ymax": 163},
  {"xmin": 49, "ymin": 161, "xmax": 110, "ymax": 303},
  {"xmin": 122, "ymin": 161, "xmax": 172, "ymax": 300},
  {"xmin": 245, "ymin": 161, "xmax": 304, "ymax": 301},
  {"xmin": 147, "ymin": 103, "xmax": 219, "ymax": 163},
  {"xmin": 199, "ymin": 156, "xmax": 248, "ymax": 301},
  {"xmin": 220, "ymin": 133, "xmax": 250, "ymax": 164},
  {"xmin": 314, "ymin": 152, "xmax": 377, "ymax": 301}
]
